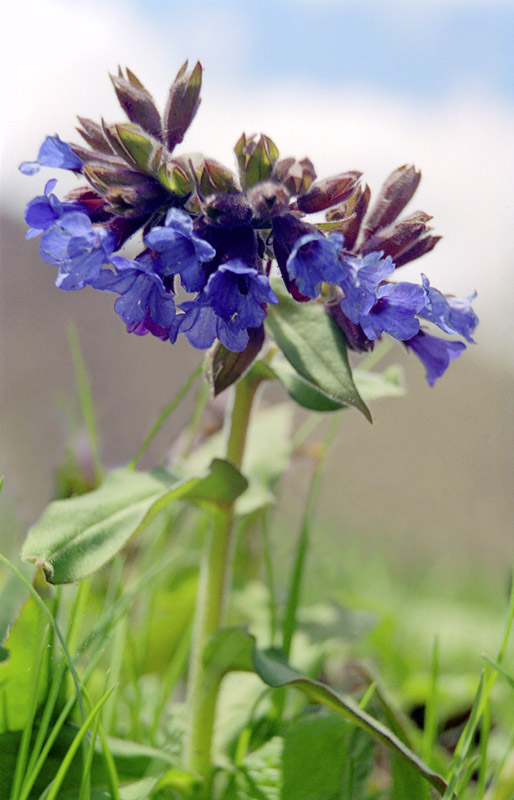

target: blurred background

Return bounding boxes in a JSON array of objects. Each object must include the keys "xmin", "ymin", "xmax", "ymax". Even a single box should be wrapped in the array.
[{"xmin": 1, "ymin": 0, "xmax": 513, "ymax": 573}]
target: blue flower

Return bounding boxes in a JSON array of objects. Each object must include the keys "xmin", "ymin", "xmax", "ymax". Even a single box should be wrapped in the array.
[
  {"xmin": 338, "ymin": 251, "xmax": 395, "ymax": 323},
  {"xmin": 175, "ymin": 259, "xmax": 278, "ymax": 352},
  {"xmin": 360, "ymin": 281, "xmax": 425, "ymax": 341},
  {"xmin": 92, "ymin": 252, "xmax": 177, "ymax": 339},
  {"xmin": 405, "ymin": 331, "xmax": 466, "ymax": 386},
  {"xmin": 176, "ymin": 299, "xmax": 249, "ymax": 352},
  {"xmin": 40, "ymin": 212, "xmax": 117, "ymax": 290},
  {"xmin": 24, "ymin": 179, "xmax": 84, "ymax": 239},
  {"xmin": 145, "ymin": 208, "xmax": 216, "ymax": 292},
  {"xmin": 19, "ymin": 135, "xmax": 83, "ymax": 176},
  {"xmin": 205, "ymin": 259, "xmax": 278, "ymax": 329},
  {"xmin": 286, "ymin": 232, "xmax": 345, "ymax": 299},
  {"xmin": 419, "ymin": 274, "xmax": 478, "ymax": 343}
]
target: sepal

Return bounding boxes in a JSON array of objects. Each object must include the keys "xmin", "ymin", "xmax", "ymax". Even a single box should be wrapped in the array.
[
  {"xmin": 76, "ymin": 116, "xmax": 115, "ymax": 154},
  {"xmin": 114, "ymin": 123, "xmax": 162, "ymax": 173}
]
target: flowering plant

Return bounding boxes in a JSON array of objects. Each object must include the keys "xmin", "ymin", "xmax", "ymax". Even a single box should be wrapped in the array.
[
  {"xmin": 21, "ymin": 61, "xmax": 476, "ymax": 397},
  {"xmin": 5, "ymin": 61, "xmax": 490, "ymax": 800}
]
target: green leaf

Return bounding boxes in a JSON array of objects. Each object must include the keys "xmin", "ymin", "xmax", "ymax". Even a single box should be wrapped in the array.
[
  {"xmin": 267, "ymin": 354, "xmax": 345, "ymax": 412},
  {"xmin": 282, "ymin": 714, "xmax": 373, "ymax": 800},
  {"xmin": 220, "ymin": 737, "xmax": 283, "ymax": 800},
  {"xmin": 151, "ymin": 768, "xmax": 202, "ymax": 798},
  {"xmin": 22, "ymin": 459, "xmax": 247, "ymax": 584},
  {"xmin": 203, "ymin": 627, "xmax": 255, "ymax": 679},
  {"xmin": 252, "ymin": 646, "xmax": 451, "ymax": 797},
  {"xmin": 0, "ymin": 593, "xmax": 50, "ymax": 732},
  {"xmin": 265, "ymin": 282, "xmax": 371, "ymax": 421}
]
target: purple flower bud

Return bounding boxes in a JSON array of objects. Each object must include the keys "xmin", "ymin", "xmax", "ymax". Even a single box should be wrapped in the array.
[
  {"xmin": 362, "ymin": 164, "xmax": 421, "ymax": 237},
  {"xmin": 163, "ymin": 60, "xmax": 202, "ymax": 152},
  {"xmin": 294, "ymin": 171, "xmax": 361, "ymax": 214},
  {"xmin": 110, "ymin": 68, "xmax": 162, "ymax": 141}
]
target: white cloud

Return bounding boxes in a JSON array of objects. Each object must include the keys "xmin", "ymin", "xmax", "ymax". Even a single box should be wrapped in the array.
[{"xmin": 3, "ymin": 0, "xmax": 513, "ymax": 369}]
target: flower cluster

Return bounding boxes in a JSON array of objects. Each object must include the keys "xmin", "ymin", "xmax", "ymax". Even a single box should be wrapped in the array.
[{"xmin": 21, "ymin": 62, "xmax": 477, "ymax": 384}]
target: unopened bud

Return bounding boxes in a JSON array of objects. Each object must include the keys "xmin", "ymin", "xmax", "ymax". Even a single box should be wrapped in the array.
[
  {"xmin": 163, "ymin": 60, "xmax": 202, "ymax": 152},
  {"xmin": 295, "ymin": 171, "xmax": 361, "ymax": 213},
  {"xmin": 363, "ymin": 165, "xmax": 421, "ymax": 236},
  {"xmin": 110, "ymin": 68, "xmax": 162, "ymax": 141},
  {"xmin": 247, "ymin": 180, "xmax": 290, "ymax": 219}
]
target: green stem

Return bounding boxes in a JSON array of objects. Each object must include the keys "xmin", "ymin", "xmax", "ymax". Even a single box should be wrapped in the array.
[{"xmin": 185, "ymin": 373, "xmax": 261, "ymax": 787}]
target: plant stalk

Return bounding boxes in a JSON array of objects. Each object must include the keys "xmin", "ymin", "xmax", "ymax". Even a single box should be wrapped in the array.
[{"xmin": 185, "ymin": 372, "xmax": 261, "ymax": 787}]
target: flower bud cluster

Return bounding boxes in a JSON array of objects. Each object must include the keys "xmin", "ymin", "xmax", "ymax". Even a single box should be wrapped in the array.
[{"xmin": 20, "ymin": 62, "xmax": 478, "ymax": 384}]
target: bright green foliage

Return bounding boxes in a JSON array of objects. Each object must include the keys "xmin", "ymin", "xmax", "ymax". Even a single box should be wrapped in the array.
[
  {"xmin": 0, "ymin": 593, "xmax": 50, "ymax": 732},
  {"xmin": 265, "ymin": 282, "xmax": 371, "ymax": 421},
  {"xmin": 282, "ymin": 714, "xmax": 373, "ymax": 800},
  {"xmin": 21, "ymin": 459, "xmax": 247, "ymax": 584}
]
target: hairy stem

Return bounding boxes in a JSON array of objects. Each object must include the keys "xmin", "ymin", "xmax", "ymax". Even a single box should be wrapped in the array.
[{"xmin": 185, "ymin": 373, "xmax": 261, "ymax": 787}]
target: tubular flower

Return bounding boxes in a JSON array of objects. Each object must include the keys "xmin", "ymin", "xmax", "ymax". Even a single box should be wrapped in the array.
[{"xmin": 20, "ymin": 61, "xmax": 477, "ymax": 385}]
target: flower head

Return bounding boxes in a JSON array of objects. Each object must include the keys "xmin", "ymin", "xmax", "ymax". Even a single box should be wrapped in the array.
[{"xmin": 19, "ymin": 61, "xmax": 478, "ymax": 388}]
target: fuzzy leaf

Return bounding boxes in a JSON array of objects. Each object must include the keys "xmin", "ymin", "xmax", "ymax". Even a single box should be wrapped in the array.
[{"xmin": 22, "ymin": 459, "xmax": 247, "ymax": 584}]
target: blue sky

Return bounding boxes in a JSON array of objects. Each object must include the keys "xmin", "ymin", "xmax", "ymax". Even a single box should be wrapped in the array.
[{"xmin": 133, "ymin": 0, "xmax": 514, "ymax": 101}]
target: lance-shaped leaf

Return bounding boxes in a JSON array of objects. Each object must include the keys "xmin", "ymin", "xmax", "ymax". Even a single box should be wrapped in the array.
[
  {"xmin": 22, "ymin": 459, "xmax": 247, "ymax": 584},
  {"xmin": 110, "ymin": 68, "xmax": 162, "ymax": 141},
  {"xmin": 362, "ymin": 164, "xmax": 421, "ymax": 237},
  {"xmin": 265, "ymin": 281, "xmax": 371, "ymax": 421},
  {"xmin": 252, "ymin": 646, "xmax": 452, "ymax": 798},
  {"xmin": 163, "ymin": 60, "xmax": 202, "ymax": 151},
  {"xmin": 295, "ymin": 171, "xmax": 361, "ymax": 213}
]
